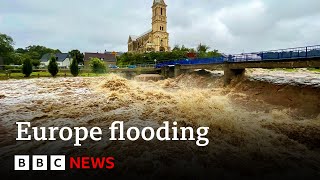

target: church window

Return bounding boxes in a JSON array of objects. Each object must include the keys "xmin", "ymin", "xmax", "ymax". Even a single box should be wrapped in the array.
[{"xmin": 161, "ymin": 8, "xmax": 163, "ymax": 15}]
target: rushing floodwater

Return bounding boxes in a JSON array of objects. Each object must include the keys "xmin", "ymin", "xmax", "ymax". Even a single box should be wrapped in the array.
[
  {"xmin": 248, "ymin": 69, "xmax": 320, "ymax": 87},
  {"xmin": 0, "ymin": 72, "xmax": 319, "ymax": 178}
]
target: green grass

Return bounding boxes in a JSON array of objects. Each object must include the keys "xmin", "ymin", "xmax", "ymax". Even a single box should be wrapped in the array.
[
  {"xmin": 0, "ymin": 71, "xmax": 110, "ymax": 80},
  {"xmin": 307, "ymin": 68, "xmax": 320, "ymax": 72}
]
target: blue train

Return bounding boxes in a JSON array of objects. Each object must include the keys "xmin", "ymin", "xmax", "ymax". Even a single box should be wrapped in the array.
[{"xmin": 155, "ymin": 45, "xmax": 320, "ymax": 68}]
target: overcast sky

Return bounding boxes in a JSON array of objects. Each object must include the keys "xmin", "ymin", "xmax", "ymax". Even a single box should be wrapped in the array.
[{"xmin": 0, "ymin": 0, "xmax": 319, "ymax": 54}]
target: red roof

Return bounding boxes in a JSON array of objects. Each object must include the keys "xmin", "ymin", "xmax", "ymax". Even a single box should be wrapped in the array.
[
  {"xmin": 187, "ymin": 52, "xmax": 197, "ymax": 59},
  {"xmin": 84, "ymin": 53, "xmax": 116, "ymax": 62}
]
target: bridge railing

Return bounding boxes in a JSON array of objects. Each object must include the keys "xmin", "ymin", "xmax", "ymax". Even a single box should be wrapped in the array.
[
  {"xmin": 112, "ymin": 64, "xmax": 156, "ymax": 69},
  {"xmin": 260, "ymin": 45, "xmax": 320, "ymax": 61},
  {"xmin": 229, "ymin": 45, "xmax": 320, "ymax": 62},
  {"xmin": 152, "ymin": 45, "xmax": 320, "ymax": 68},
  {"xmin": 155, "ymin": 57, "xmax": 225, "ymax": 68}
]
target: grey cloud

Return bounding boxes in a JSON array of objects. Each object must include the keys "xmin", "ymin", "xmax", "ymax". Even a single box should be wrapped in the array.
[{"xmin": 0, "ymin": 0, "xmax": 319, "ymax": 54}]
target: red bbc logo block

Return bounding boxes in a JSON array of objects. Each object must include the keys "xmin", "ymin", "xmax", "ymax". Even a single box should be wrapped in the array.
[{"xmin": 14, "ymin": 155, "xmax": 65, "ymax": 171}]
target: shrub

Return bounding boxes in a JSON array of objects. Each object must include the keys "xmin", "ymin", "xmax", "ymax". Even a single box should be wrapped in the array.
[
  {"xmin": 70, "ymin": 58, "xmax": 79, "ymax": 77},
  {"xmin": 22, "ymin": 58, "xmax": 33, "ymax": 77},
  {"xmin": 32, "ymin": 60, "xmax": 41, "ymax": 68},
  {"xmin": 48, "ymin": 56, "xmax": 59, "ymax": 77},
  {"xmin": 4, "ymin": 65, "xmax": 22, "ymax": 70},
  {"xmin": 89, "ymin": 58, "xmax": 106, "ymax": 74}
]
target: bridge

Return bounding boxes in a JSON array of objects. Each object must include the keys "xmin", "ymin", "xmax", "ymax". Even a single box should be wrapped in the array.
[{"xmin": 154, "ymin": 45, "xmax": 320, "ymax": 85}]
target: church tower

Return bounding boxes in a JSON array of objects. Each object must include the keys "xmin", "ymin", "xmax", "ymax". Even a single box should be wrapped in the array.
[{"xmin": 152, "ymin": 0, "xmax": 170, "ymax": 52}]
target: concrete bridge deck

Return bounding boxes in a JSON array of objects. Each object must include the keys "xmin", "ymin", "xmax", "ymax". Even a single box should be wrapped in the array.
[
  {"xmin": 107, "ymin": 45, "xmax": 320, "ymax": 85},
  {"xmin": 179, "ymin": 58, "xmax": 320, "ymax": 70},
  {"xmin": 162, "ymin": 58, "xmax": 320, "ymax": 85},
  {"xmin": 157, "ymin": 45, "xmax": 320, "ymax": 85}
]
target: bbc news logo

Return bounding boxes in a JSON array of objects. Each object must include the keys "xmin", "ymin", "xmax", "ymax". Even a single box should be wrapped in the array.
[
  {"xmin": 14, "ymin": 155, "xmax": 115, "ymax": 171},
  {"xmin": 15, "ymin": 155, "xmax": 65, "ymax": 170}
]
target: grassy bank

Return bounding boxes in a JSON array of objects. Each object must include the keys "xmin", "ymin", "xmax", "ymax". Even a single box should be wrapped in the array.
[
  {"xmin": 307, "ymin": 68, "xmax": 320, "ymax": 72},
  {"xmin": 0, "ymin": 71, "xmax": 109, "ymax": 80}
]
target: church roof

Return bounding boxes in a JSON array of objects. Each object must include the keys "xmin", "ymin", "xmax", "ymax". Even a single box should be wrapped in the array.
[
  {"xmin": 153, "ymin": 0, "xmax": 166, "ymax": 6},
  {"xmin": 139, "ymin": 29, "xmax": 152, "ymax": 38},
  {"xmin": 129, "ymin": 35, "xmax": 139, "ymax": 41},
  {"xmin": 129, "ymin": 29, "xmax": 152, "ymax": 42}
]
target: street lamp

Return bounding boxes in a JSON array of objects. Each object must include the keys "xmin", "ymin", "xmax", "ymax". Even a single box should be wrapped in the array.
[{"xmin": 154, "ymin": 59, "xmax": 157, "ymax": 68}]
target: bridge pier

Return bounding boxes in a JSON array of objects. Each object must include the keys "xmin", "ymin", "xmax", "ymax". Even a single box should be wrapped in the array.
[
  {"xmin": 224, "ymin": 64, "xmax": 245, "ymax": 86},
  {"xmin": 122, "ymin": 72, "xmax": 136, "ymax": 79},
  {"xmin": 161, "ymin": 66, "xmax": 175, "ymax": 78},
  {"xmin": 174, "ymin": 65, "xmax": 189, "ymax": 77},
  {"xmin": 161, "ymin": 65, "xmax": 189, "ymax": 78}
]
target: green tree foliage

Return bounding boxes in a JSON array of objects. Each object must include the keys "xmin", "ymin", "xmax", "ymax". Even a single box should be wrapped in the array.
[
  {"xmin": 22, "ymin": 58, "xmax": 33, "ymax": 77},
  {"xmin": 1, "ymin": 33, "xmax": 62, "ymax": 66},
  {"xmin": 0, "ymin": 33, "xmax": 15, "ymax": 64},
  {"xmin": 13, "ymin": 45, "xmax": 60, "ymax": 66},
  {"xmin": 196, "ymin": 44, "xmax": 221, "ymax": 58},
  {"xmin": 25, "ymin": 45, "xmax": 61, "ymax": 60},
  {"xmin": 70, "ymin": 58, "xmax": 79, "ymax": 77},
  {"xmin": 197, "ymin": 44, "xmax": 210, "ymax": 53},
  {"xmin": 15, "ymin": 48, "xmax": 27, "ymax": 54},
  {"xmin": 172, "ymin": 45, "xmax": 181, "ymax": 52},
  {"xmin": 89, "ymin": 58, "xmax": 106, "ymax": 74},
  {"xmin": 48, "ymin": 56, "xmax": 59, "ymax": 77},
  {"xmin": 117, "ymin": 44, "xmax": 221, "ymax": 65},
  {"xmin": 32, "ymin": 59, "xmax": 41, "ymax": 68},
  {"xmin": 8, "ymin": 53, "xmax": 27, "ymax": 65},
  {"xmin": 206, "ymin": 50, "xmax": 221, "ymax": 58},
  {"xmin": 69, "ymin": 50, "xmax": 84, "ymax": 65}
]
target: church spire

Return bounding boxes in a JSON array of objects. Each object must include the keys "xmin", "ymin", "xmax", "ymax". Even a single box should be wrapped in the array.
[{"xmin": 153, "ymin": 0, "xmax": 166, "ymax": 6}]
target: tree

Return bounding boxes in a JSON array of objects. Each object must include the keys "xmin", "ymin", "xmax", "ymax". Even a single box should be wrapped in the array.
[
  {"xmin": 8, "ymin": 53, "xmax": 26, "ymax": 65},
  {"xmin": 181, "ymin": 45, "xmax": 191, "ymax": 52},
  {"xmin": 69, "ymin": 50, "xmax": 84, "ymax": 65},
  {"xmin": 15, "ymin": 48, "xmax": 27, "ymax": 54},
  {"xmin": 89, "ymin": 58, "xmax": 106, "ymax": 74},
  {"xmin": 172, "ymin": 45, "xmax": 181, "ymax": 52},
  {"xmin": 116, "ymin": 44, "xmax": 221, "ymax": 65},
  {"xmin": 32, "ymin": 59, "xmax": 41, "ymax": 68},
  {"xmin": 207, "ymin": 50, "xmax": 221, "ymax": 58},
  {"xmin": 197, "ymin": 44, "xmax": 210, "ymax": 53},
  {"xmin": 70, "ymin": 58, "xmax": 79, "ymax": 77},
  {"xmin": 48, "ymin": 56, "xmax": 59, "ymax": 77},
  {"xmin": 11, "ymin": 45, "xmax": 61, "ymax": 66},
  {"xmin": 0, "ymin": 33, "xmax": 14, "ymax": 64},
  {"xmin": 25, "ymin": 45, "xmax": 61, "ymax": 60},
  {"xmin": 22, "ymin": 58, "xmax": 33, "ymax": 77}
]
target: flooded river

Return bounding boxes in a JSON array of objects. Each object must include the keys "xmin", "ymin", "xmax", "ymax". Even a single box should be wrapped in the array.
[{"xmin": 0, "ymin": 72, "xmax": 319, "ymax": 178}]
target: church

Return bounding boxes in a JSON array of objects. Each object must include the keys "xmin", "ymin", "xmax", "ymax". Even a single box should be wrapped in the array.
[{"xmin": 128, "ymin": 0, "xmax": 170, "ymax": 53}]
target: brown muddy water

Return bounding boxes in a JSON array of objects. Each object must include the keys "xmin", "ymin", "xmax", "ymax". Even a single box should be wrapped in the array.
[{"xmin": 0, "ymin": 72, "xmax": 320, "ymax": 178}]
